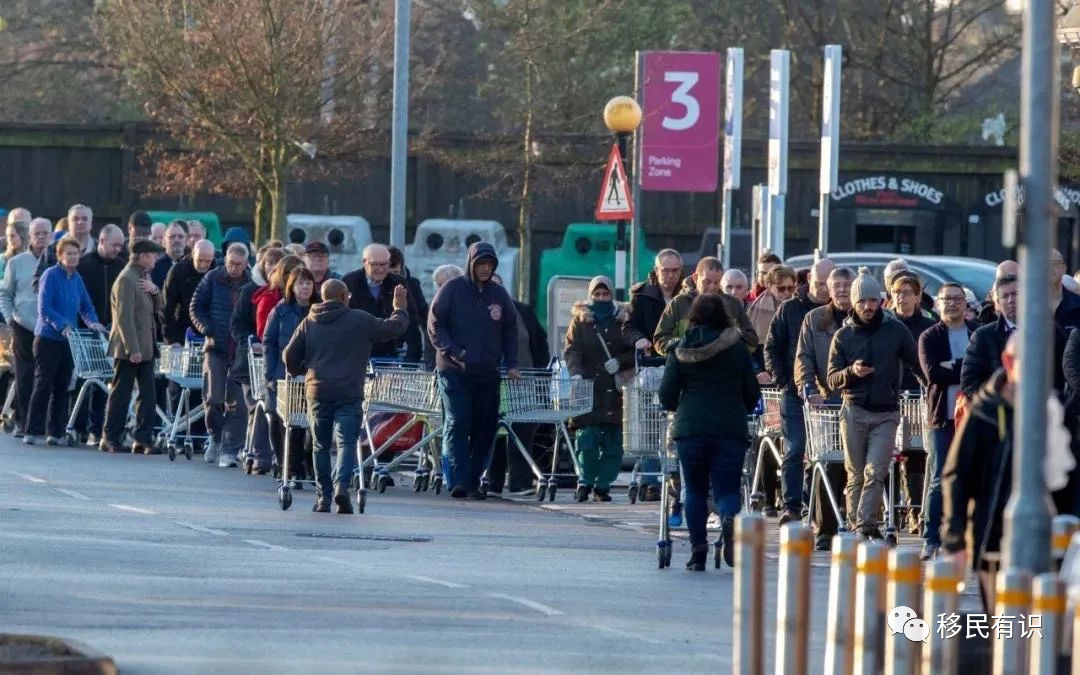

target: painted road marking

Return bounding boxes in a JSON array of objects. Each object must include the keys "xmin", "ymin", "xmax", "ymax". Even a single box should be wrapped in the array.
[
  {"xmin": 174, "ymin": 521, "xmax": 229, "ymax": 536},
  {"xmin": 10, "ymin": 471, "xmax": 47, "ymax": 484},
  {"xmin": 488, "ymin": 593, "xmax": 564, "ymax": 617},
  {"xmin": 54, "ymin": 488, "xmax": 91, "ymax": 501},
  {"xmin": 402, "ymin": 574, "xmax": 469, "ymax": 589},
  {"xmin": 242, "ymin": 539, "xmax": 288, "ymax": 551},
  {"xmin": 108, "ymin": 504, "xmax": 157, "ymax": 515}
]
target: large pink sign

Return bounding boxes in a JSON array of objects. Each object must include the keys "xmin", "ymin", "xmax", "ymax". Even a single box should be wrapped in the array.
[{"xmin": 640, "ymin": 51, "xmax": 721, "ymax": 193}]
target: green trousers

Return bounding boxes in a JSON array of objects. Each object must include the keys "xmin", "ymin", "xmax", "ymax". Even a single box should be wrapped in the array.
[{"xmin": 575, "ymin": 424, "xmax": 623, "ymax": 489}]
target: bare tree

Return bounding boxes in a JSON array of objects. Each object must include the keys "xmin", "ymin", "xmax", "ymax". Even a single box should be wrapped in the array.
[{"xmin": 96, "ymin": 0, "xmax": 395, "ymax": 242}]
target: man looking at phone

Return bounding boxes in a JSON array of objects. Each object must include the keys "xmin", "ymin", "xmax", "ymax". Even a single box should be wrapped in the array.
[{"xmin": 827, "ymin": 267, "xmax": 922, "ymax": 540}]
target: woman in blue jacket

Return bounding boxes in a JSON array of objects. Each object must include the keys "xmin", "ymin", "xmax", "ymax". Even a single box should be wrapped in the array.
[
  {"xmin": 25, "ymin": 236, "xmax": 104, "ymax": 445},
  {"xmin": 264, "ymin": 266, "xmax": 315, "ymax": 486}
]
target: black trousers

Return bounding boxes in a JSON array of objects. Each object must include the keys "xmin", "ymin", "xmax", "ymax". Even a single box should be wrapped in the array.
[
  {"xmin": 488, "ymin": 423, "xmax": 539, "ymax": 492},
  {"xmin": 27, "ymin": 336, "xmax": 74, "ymax": 438},
  {"xmin": 11, "ymin": 322, "xmax": 34, "ymax": 431},
  {"xmin": 103, "ymin": 359, "xmax": 157, "ymax": 445}
]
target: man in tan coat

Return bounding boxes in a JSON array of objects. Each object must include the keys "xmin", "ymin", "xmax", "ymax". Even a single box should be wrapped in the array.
[{"xmin": 101, "ymin": 239, "xmax": 165, "ymax": 454}]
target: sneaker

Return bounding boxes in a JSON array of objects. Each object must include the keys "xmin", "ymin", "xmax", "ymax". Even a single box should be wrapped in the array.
[
  {"xmin": 86, "ymin": 433, "xmax": 100, "ymax": 447},
  {"xmin": 204, "ymin": 440, "xmax": 221, "ymax": 464},
  {"xmin": 22, "ymin": 435, "xmax": 36, "ymax": 445},
  {"xmin": 217, "ymin": 453, "xmax": 238, "ymax": 468},
  {"xmin": 668, "ymin": 502, "xmax": 684, "ymax": 528},
  {"xmin": 136, "ymin": 442, "xmax": 161, "ymax": 456},
  {"xmin": 778, "ymin": 509, "xmax": 800, "ymax": 526},
  {"xmin": 45, "ymin": 436, "xmax": 61, "ymax": 446},
  {"xmin": 706, "ymin": 513, "xmax": 722, "ymax": 530},
  {"xmin": 333, "ymin": 489, "xmax": 355, "ymax": 514},
  {"xmin": 99, "ymin": 440, "xmax": 121, "ymax": 454}
]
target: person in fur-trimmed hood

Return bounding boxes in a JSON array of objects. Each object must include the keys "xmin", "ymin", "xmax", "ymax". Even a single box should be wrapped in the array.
[{"xmin": 564, "ymin": 275, "xmax": 645, "ymax": 503}]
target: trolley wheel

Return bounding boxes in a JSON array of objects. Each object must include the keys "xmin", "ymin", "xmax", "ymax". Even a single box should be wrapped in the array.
[
  {"xmin": 420, "ymin": 476, "xmax": 430, "ymax": 492},
  {"xmin": 714, "ymin": 542, "xmax": 723, "ymax": 569},
  {"xmin": 432, "ymin": 476, "xmax": 443, "ymax": 495},
  {"xmin": 628, "ymin": 485, "xmax": 638, "ymax": 504},
  {"xmin": 65, "ymin": 431, "xmax": 77, "ymax": 447},
  {"xmin": 536, "ymin": 483, "xmax": 547, "ymax": 501},
  {"xmin": 664, "ymin": 544, "xmax": 673, "ymax": 568},
  {"xmin": 547, "ymin": 484, "xmax": 557, "ymax": 502},
  {"xmin": 377, "ymin": 475, "xmax": 389, "ymax": 494},
  {"xmin": 413, "ymin": 477, "xmax": 423, "ymax": 492},
  {"xmin": 168, "ymin": 445, "xmax": 176, "ymax": 462},
  {"xmin": 278, "ymin": 486, "xmax": 292, "ymax": 511},
  {"xmin": 356, "ymin": 491, "xmax": 366, "ymax": 514},
  {"xmin": 369, "ymin": 474, "xmax": 379, "ymax": 491},
  {"xmin": 244, "ymin": 459, "xmax": 254, "ymax": 475},
  {"xmin": 184, "ymin": 444, "xmax": 193, "ymax": 461}
]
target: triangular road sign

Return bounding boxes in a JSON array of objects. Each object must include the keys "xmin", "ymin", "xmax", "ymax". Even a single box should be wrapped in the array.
[{"xmin": 595, "ymin": 143, "xmax": 634, "ymax": 221}]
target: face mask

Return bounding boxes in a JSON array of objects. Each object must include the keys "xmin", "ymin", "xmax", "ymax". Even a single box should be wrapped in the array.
[{"xmin": 592, "ymin": 300, "xmax": 614, "ymax": 322}]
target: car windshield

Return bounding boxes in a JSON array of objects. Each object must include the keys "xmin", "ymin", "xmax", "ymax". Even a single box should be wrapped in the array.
[{"xmin": 942, "ymin": 264, "xmax": 995, "ymax": 300}]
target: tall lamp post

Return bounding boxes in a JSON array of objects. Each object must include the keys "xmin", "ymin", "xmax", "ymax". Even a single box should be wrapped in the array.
[{"xmin": 603, "ymin": 96, "xmax": 642, "ymax": 302}]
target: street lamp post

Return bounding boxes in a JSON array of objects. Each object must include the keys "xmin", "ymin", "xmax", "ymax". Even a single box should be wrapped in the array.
[{"xmin": 603, "ymin": 96, "xmax": 642, "ymax": 302}]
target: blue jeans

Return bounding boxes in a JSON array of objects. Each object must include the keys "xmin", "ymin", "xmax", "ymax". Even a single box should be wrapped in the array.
[
  {"xmin": 676, "ymin": 435, "xmax": 744, "ymax": 548},
  {"xmin": 439, "ymin": 371, "xmax": 501, "ymax": 492},
  {"xmin": 780, "ymin": 391, "xmax": 808, "ymax": 513},
  {"xmin": 307, "ymin": 397, "xmax": 361, "ymax": 500},
  {"xmin": 922, "ymin": 423, "xmax": 954, "ymax": 546}
]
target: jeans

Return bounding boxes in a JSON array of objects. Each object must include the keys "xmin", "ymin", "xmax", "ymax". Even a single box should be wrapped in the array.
[
  {"xmin": 780, "ymin": 391, "xmax": 808, "ymax": 513},
  {"xmin": 27, "ymin": 336, "xmax": 74, "ymax": 438},
  {"xmin": 574, "ymin": 424, "xmax": 623, "ymax": 490},
  {"xmin": 922, "ymin": 423, "xmax": 954, "ymax": 546},
  {"xmin": 203, "ymin": 351, "xmax": 247, "ymax": 454},
  {"xmin": 11, "ymin": 323, "xmax": 34, "ymax": 431},
  {"xmin": 307, "ymin": 397, "xmax": 362, "ymax": 500},
  {"xmin": 439, "ymin": 371, "xmax": 500, "ymax": 492},
  {"xmin": 676, "ymin": 435, "xmax": 745, "ymax": 548},
  {"xmin": 103, "ymin": 359, "xmax": 157, "ymax": 444},
  {"xmin": 840, "ymin": 403, "xmax": 899, "ymax": 531}
]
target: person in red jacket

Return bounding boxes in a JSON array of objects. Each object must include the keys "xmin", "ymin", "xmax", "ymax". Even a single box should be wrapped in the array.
[{"xmin": 252, "ymin": 254, "xmax": 304, "ymax": 340}]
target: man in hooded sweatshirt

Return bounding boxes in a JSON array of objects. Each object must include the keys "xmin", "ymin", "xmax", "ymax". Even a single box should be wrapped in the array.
[
  {"xmin": 284, "ymin": 279, "xmax": 408, "ymax": 513},
  {"xmin": 827, "ymin": 267, "xmax": 922, "ymax": 540},
  {"xmin": 428, "ymin": 242, "xmax": 520, "ymax": 499}
]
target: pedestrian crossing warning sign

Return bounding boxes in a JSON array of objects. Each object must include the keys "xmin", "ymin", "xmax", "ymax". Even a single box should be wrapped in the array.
[{"xmin": 595, "ymin": 143, "xmax": 635, "ymax": 221}]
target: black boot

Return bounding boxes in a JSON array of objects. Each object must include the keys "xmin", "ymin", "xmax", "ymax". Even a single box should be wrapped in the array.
[
  {"xmin": 686, "ymin": 545, "xmax": 708, "ymax": 571},
  {"xmin": 575, "ymin": 484, "xmax": 591, "ymax": 503},
  {"xmin": 591, "ymin": 487, "xmax": 611, "ymax": 502},
  {"xmin": 720, "ymin": 518, "xmax": 735, "ymax": 568}
]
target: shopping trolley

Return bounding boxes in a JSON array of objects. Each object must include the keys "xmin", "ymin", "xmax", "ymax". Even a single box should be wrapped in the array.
[
  {"xmin": 492, "ymin": 365, "xmax": 593, "ymax": 501},
  {"xmin": 803, "ymin": 402, "xmax": 848, "ymax": 535},
  {"xmin": 745, "ymin": 387, "xmax": 784, "ymax": 512},
  {"xmin": 162, "ymin": 341, "xmax": 206, "ymax": 460},
  {"xmin": 361, "ymin": 361, "xmax": 442, "ymax": 494},
  {"xmin": 276, "ymin": 376, "xmax": 365, "ymax": 512},
  {"xmin": 242, "ymin": 337, "xmax": 267, "ymax": 474},
  {"xmin": 656, "ymin": 412, "xmax": 676, "ymax": 569},
  {"xmin": 621, "ymin": 353, "xmax": 666, "ymax": 504},
  {"xmin": 64, "ymin": 329, "xmax": 112, "ymax": 446},
  {"xmin": 886, "ymin": 390, "xmax": 928, "ymax": 538}
]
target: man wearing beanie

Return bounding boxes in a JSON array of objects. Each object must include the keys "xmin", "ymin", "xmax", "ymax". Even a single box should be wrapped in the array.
[
  {"xmin": 827, "ymin": 267, "xmax": 922, "ymax": 540},
  {"xmin": 428, "ymin": 241, "xmax": 520, "ymax": 499}
]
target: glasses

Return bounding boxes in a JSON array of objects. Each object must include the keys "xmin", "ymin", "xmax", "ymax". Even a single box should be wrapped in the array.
[
  {"xmin": 939, "ymin": 295, "xmax": 966, "ymax": 304},
  {"xmin": 774, "ymin": 285, "xmax": 795, "ymax": 293}
]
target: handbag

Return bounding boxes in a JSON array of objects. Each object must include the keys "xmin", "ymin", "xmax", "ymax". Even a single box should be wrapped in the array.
[{"xmin": 595, "ymin": 327, "xmax": 634, "ymax": 391}]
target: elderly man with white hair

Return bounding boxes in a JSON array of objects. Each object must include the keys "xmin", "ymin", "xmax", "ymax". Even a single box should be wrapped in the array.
[
  {"xmin": 424, "ymin": 265, "xmax": 464, "ymax": 371},
  {"xmin": 34, "ymin": 204, "xmax": 94, "ymax": 285},
  {"xmin": 342, "ymin": 243, "xmax": 422, "ymax": 361},
  {"xmin": 721, "ymin": 269, "xmax": 749, "ymax": 303},
  {"xmin": 6, "ymin": 207, "xmax": 31, "ymax": 227}
]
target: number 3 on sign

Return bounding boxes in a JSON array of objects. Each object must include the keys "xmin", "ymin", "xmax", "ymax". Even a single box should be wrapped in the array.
[{"xmin": 663, "ymin": 71, "xmax": 700, "ymax": 131}]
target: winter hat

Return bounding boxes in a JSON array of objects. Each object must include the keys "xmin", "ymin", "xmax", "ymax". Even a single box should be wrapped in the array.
[
  {"xmin": 851, "ymin": 267, "xmax": 883, "ymax": 303},
  {"xmin": 588, "ymin": 275, "xmax": 613, "ymax": 296},
  {"xmin": 883, "ymin": 258, "xmax": 909, "ymax": 285}
]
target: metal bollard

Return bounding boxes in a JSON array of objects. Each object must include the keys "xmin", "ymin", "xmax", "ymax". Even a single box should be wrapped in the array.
[
  {"xmin": 992, "ymin": 568, "xmax": 1032, "ymax": 674},
  {"xmin": 853, "ymin": 541, "xmax": 888, "ymax": 675},
  {"xmin": 1030, "ymin": 573, "xmax": 1064, "ymax": 675},
  {"xmin": 922, "ymin": 559, "xmax": 960, "ymax": 675},
  {"xmin": 824, "ymin": 535, "xmax": 859, "ymax": 675},
  {"xmin": 1052, "ymin": 515, "xmax": 1080, "ymax": 570},
  {"xmin": 885, "ymin": 548, "xmax": 923, "ymax": 675},
  {"xmin": 774, "ymin": 523, "xmax": 812, "ymax": 675},
  {"xmin": 734, "ymin": 512, "xmax": 765, "ymax": 675}
]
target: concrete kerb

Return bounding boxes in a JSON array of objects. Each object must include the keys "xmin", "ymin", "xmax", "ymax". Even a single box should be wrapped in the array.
[{"xmin": 0, "ymin": 634, "xmax": 116, "ymax": 675}]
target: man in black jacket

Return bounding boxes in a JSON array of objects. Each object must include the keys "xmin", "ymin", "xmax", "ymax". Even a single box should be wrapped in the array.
[
  {"xmin": 764, "ymin": 257, "xmax": 833, "ymax": 521},
  {"xmin": 342, "ymin": 244, "xmax": 421, "ymax": 361},
  {"xmin": 73, "ymin": 223, "xmax": 127, "ymax": 444},
  {"xmin": 1051, "ymin": 248, "xmax": 1080, "ymax": 332},
  {"xmin": 628, "ymin": 249, "xmax": 684, "ymax": 350},
  {"xmin": 917, "ymin": 283, "xmax": 978, "ymax": 561},
  {"xmin": 389, "ymin": 245, "xmax": 429, "ymax": 333},
  {"xmin": 151, "ymin": 220, "xmax": 189, "ymax": 289},
  {"xmin": 163, "ymin": 240, "xmax": 216, "ymax": 344},
  {"xmin": 284, "ymin": 279, "xmax": 408, "ymax": 513}
]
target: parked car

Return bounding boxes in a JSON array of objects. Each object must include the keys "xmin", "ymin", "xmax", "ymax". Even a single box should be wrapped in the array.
[{"xmin": 784, "ymin": 252, "xmax": 998, "ymax": 301}]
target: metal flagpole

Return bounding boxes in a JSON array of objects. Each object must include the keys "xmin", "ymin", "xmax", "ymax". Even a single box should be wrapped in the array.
[{"xmin": 388, "ymin": 0, "xmax": 411, "ymax": 249}]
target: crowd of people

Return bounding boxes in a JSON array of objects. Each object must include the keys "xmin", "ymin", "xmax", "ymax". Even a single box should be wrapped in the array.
[{"xmin": 4, "ymin": 204, "xmax": 1076, "ymax": 604}]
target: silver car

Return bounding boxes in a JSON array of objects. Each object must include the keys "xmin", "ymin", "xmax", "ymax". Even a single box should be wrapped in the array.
[{"xmin": 784, "ymin": 252, "xmax": 998, "ymax": 300}]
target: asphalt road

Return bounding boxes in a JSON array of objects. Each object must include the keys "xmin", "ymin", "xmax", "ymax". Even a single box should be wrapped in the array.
[{"xmin": 0, "ymin": 438, "xmax": 974, "ymax": 674}]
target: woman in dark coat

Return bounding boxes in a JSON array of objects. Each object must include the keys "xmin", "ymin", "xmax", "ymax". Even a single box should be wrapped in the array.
[
  {"xmin": 264, "ymin": 266, "xmax": 315, "ymax": 486},
  {"xmin": 659, "ymin": 294, "xmax": 760, "ymax": 571},
  {"xmin": 564, "ymin": 275, "xmax": 643, "ymax": 502}
]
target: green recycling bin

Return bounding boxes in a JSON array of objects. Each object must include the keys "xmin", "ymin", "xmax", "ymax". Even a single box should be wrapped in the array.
[
  {"xmin": 147, "ymin": 211, "xmax": 223, "ymax": 247},
  {"xmin": 535, "ymin": 222, "xmax": 656, "ymax": 327}
]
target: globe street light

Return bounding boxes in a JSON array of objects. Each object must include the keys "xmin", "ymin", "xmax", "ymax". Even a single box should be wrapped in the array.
[{"xmin": 603, "ymin": 96, "xmax": 642, "ymax": 301}]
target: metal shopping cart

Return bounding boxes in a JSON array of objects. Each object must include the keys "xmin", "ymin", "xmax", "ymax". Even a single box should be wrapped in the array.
[
  {"xmin": 275, "ymin": 376, "xmax": 364, "ymax": 512},
  {"xmin": 361, "ymin": 361, "xmax": 443, "ymax": 494},
  {"xmin": 622, "ymin": 382, "xmax": 666, "ymax": 504},
  {"xmin": 744, "ymin": 387, "xmax": 784, "ymax": 512},
  {"xmin": 803, "ymin": 401, "xmax": 848, "ymax": 535},
  {"xmin": 656, "ymin": 412, "xmax": 676, "ymax": 569},
  {"xmin": 64, "ymin": 329, "xmax": 112, "ymax": 446},
  {"xmin": 493, "ymin": 366, "xmax": 593, "ymax": 501},
  {"xmin": 242, "ymin": 337, "xmax": 268, "ymax": 474},
  {"xmin": 162, "ymin": 341, "xmax": 207, "ymax": 460},
  {"xmin": 886, "ymin": 390, "xmax": 928, "ymax": 540}
]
